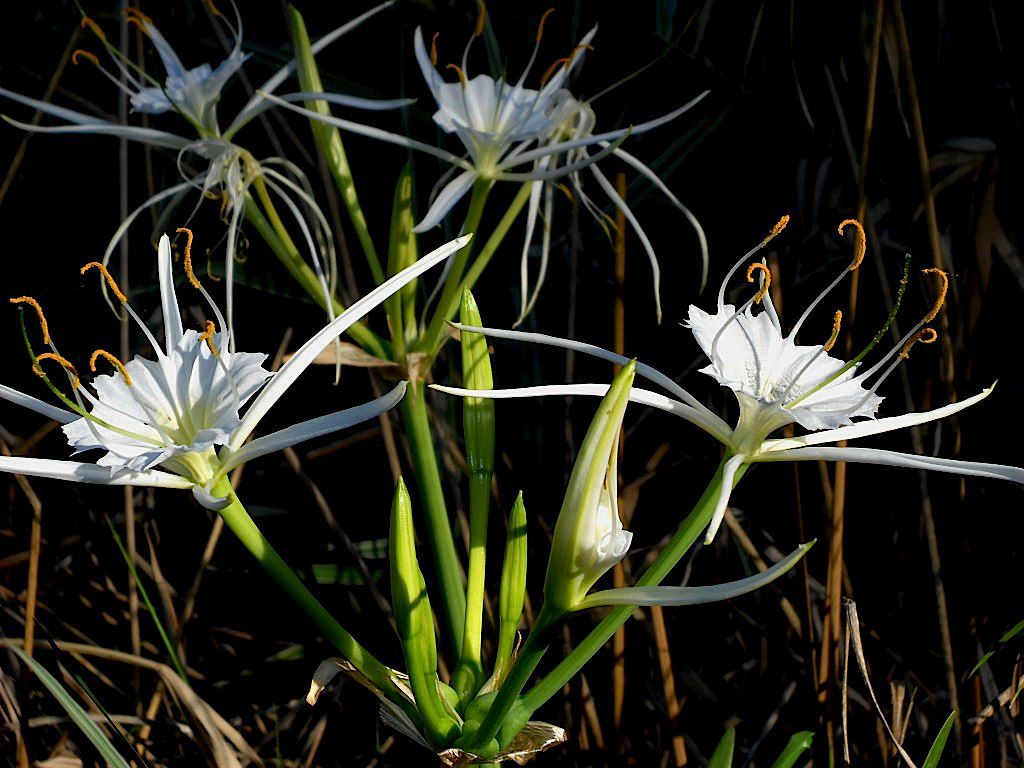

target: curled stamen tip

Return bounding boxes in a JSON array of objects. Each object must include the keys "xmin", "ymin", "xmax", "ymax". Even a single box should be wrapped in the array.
[
  {"xmin": 824, "ymin": 310, "xmax": 842, "ymax": 352},
  {"xmin": 838, "ymin": 218, "xmax": 866, "ymax": 270},
  {"xmin": 81, "ymin": 262, "xmax": 128, "ymax": 304},
  {"xmin": 745, "ymin": 262, "xmax": 771, "ymax": 303},
  {"xmin": 122, "ymin": 7, "xmax": 153, "ymax": 27},
  {"xmin": 430, "ymin": 32, "xmax": 440, "ymax": 66},
  {"xmin": 921, "ymin": 267, "xmax": 949, "ymax": 322},
  {"xmin": 72, "ymin": 49, "xmax": 100, "ymax": 67},
  {"xmin": 204, "ymin": 0, "xmax": 224, "ymax": 18},
  {"xmin": 80, "ymin": 16, "xmax": 106, "ymax": 39},
  {"xmin": 537, "ymin": 8, "xmax": 555, "ymax": 44},
  {"xmin": 10, "ymin": 296, "xmax": 51, "ymax": 344},
  {"xmin": 176, "ymin": 227, "xmax": 202, "ymax": 289},
  {"xmin": 33, "ymin": 352, "xmax": 80, "ymax": 389},
  {"xmin": 446, "ymin": 63, "xmax": 468, "ymax": 87},
  {"xmin": 198, "ymin": 319, "xmax": 220, "ymax": 357},
  {"xmin": 89, "ymin": 349, "xmax": 132, "ymax": 385},
  {"xmin": 764, "ymin": 215, "xmax": 790, "ymax": 243},
  {"xmin": 900, "ymin": 327, "xmax": 938, "ymax": 359}
]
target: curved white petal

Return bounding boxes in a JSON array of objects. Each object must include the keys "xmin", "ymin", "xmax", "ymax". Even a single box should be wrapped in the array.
[
  {"xmin": 494, "ymin": 137, "xmax": 621, "ymax": 180},
  {"xmin": 0, "ymin": 384, "xmax": 78, "ymax": 424},
  {"xmin": 1, "ymin": 114, "xmax": 190, "ymax": 150},
  {"xmin": 157, "ymin": 235, "xmax": 183, "ymax": 355},
  {"xmin": 704, "ymin": 453, "xmax": 747, "ymax": 544},
  {"xmin": 413, "ymin": 170, "xmax": 478, "ymax": 232},
  {"xmin": 578, "ymin": 541, "xmax": 813, "ymax": 608},
  {"xmin": 192, "ymin": 481, "xmax": 232, "ymax": 511},
  {"xmin": 274, "ymin": 91, "xmax": 414, "ymax": 112},
  {"xmin": 222, "ymin": 382, "xmax": 406, "ymax": 470},
  {"xmin": 0, "ymin": 456, "xmax": 193, "ymax": 488},
  {"xmin": 756, "ymin": 446, "xmax": 1024, "ymax": 484},
  {"xmin": 762, "ymin": 386, "xmax": 996, "ymax": 453},
  {"xmin": 229, "ymin": 236, "xmax": 470, "ymax": 450}
]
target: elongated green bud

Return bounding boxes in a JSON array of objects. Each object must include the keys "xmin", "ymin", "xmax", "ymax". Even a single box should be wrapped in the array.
[
  {"xmin": 494, "ymin": 491, "xmax": 528, "ymax": 685},
  {"xmin": 452, "ymin": 289, "xmax": 496, "ymax": 704},
  {"xmin": 543, "ymin": 362, "xmax": 636, "ymax": 613},
  {"xmin": 386, "ymin": 166, "xmax": 419, "ymax": 356},
  {"xmin": 389, "ymin": 479, "xmax": 460, "ymax": 746}
]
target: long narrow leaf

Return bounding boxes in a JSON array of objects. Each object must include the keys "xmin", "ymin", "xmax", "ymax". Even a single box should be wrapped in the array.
[
  {"xmin": 769, "ymin": 731, "xmax": 814, "ymax": 768},
  {"xmin": 709, "ymin": 728, "xmax": 736, "ymax": 768},
  {"xmin": 922, "ymin": 712, "xmax": 957, "ymax": 768}
]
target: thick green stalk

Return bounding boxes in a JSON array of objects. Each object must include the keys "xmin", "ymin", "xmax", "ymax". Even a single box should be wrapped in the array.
[
  {"xmin": 286, "ymin": 4, "xmax": 385, "ymax": 284},
  {"xmin": 242, "ymin": 192, "xmax": 389, "ymax": 359},
  {"xmin": 495, "ymin": 460, "xmax": 748, "ymax": 748},
  {"xmin": 400, "ymin": 378, "xmax": 467, "ymax": 651},
  {"xmin": 212, "ymin": 478, "xmax": 412, "ymax": 717},
  {"xmin": 418, "ymin": 178, "xmax": 492, "ymax": 354}
]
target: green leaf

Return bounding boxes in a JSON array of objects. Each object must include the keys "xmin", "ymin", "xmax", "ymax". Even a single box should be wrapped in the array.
[
  {"xmin": 922, "ymin": 711, "xmax": 957, "ymax": 768},
  {"xmin": 10, "ymin": 646, "xmax": 131, "ymax": 768},
  {"xmin": 709, "ymin": 728, "xmax": 736, "ymax": 768},
  {"xmin": 970, "ymin": 617, "xmax": 1024, "ymax": 676},
  {"xmin": 769, "ymin": 731, "xmax": 814, "ymax": 768}
]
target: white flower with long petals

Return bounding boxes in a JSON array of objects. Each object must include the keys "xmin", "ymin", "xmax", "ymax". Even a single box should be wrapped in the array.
[
  {"xmin": 0, "ymin": 1, "xmax": 408, "ymax": 340},
  {"xmin": 0, "ymin": 232, "xmax": 470, "ymax": 506},
  {"xmin": 434, "ymin": 217, "xmax": 1024, "ymax": 545}
]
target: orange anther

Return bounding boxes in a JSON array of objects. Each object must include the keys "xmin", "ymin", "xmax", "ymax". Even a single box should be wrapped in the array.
[
  {"xmin": 430, "ymin": 32, "xmax": 440, "ymax": 66},
  {"xmin": 446, "ymin": 63, "xmax": 468, "ymax": 87},
  {"xmin": 175, "ymin": 227, "xmax": 202, "ymax": 289},
  {"xmin": 536, "ymin": 8, "xmax": 555, "ymax": 45},
  {"xmin": 198, "ymin": 319, "xmax": 219, "ymax": 356},
  {"xmin": 80, "ymin": 262, "xmax": 128, "ymax": 304},
  {"xmin": 762, "ymin": 214, "xmax": 790, "ymax": 245},
  {"xmin": 900, "ymin": 327, "xmax": 938, "ymax": 359},
  {"xmin": 838, "ymin": 218, "xmax": 866, "ymax": 271},
  {"xmin": 823, "ymin": 310, "xmax": 842, "ymax": 352},
  {"xmin": 745, "ymin": 262, "xmax": 771, "ymax": 304},
  {"xmin": 9, "ymin": 296, "xmax": 51, "ymax": 344},
  {"xmin": 473, "ymin": 0, "xmax": 487, "ymax": 37},
  {"xmin": 89, "ymin": 349, "xmax": 132, "ymax": 385},
  {"xmin": 80, "ymin": 16, "xmax": 106, "ymax": 41},
  {"xmin": 921, "ymin": 267, "xmax": 948, "ymax": 323},
  {"xmin": 33, "ymin": 353, "xmax": 80, "ymax": 389},
  {"xmin": 72, "ymin": 49, "xmax": 100, "ymax": 67}
]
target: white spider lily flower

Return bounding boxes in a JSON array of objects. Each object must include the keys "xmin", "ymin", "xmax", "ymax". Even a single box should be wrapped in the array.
[
  {"xmin": 515, "ymin": 89, "xmax": 709, "ymax": 325},
  {"xmin": 0, "ymin": 233, "xmax": 470, "ymax": 506},
  {"xmin": 434, "ymin": 218, "xmax": 1024, "ymax": 545},
  {"xmin": 0, "ymin": 1, "xmax": 408, "ymax": 341},
  {"xmin": 264, "ymin": 14, "xmax": 703, "ymax": 239}
]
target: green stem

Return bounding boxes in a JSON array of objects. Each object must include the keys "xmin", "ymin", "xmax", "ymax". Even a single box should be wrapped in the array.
[
  {"xmin": 418, "ymin": 178, "xmax": 492, "ymax": 354},
  {"xmin": 496, "ymin": 459, "xmax": 746, "ymax": 747},
  {"xmin": 213, "ymin": 478, "xmax": 414, "ymax": 719},
  {"xmin": 242, "ymin": 191, "xmax": 390, "ymax": 360},
  {"xmin": 399, "ymin": 378, "xmax": 467, "ymax": 651},
  {"xmin": 452, "ymin": 473, "xmax": 491, "ymax": 703}
]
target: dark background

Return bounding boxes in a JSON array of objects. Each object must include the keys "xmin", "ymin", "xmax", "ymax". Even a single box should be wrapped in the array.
[{"xmin": 1, "ymin": 1, "xmax": 1021, "ymax": 765}]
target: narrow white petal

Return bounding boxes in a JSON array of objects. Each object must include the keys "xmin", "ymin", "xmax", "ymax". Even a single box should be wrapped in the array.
[
  {"xmin": 229, "ymin": 237, "xmax": 470, "ymax": 450},
  {"xmin": 1, "ymin": 115, "xmax": 190, "ymax": 149},
  {"xmin": 756, "ymin": 446, "xmax": 1024, "ymax": 484},
  {"xmin": 0, "ymin": 384, "xmax": 77, "ymax": 424},
  {"xmin": 274, "ymin": 91, "xmax": 414, "ymax": 111},
  {"xmin": 413, "ymin": 171, "xmax": 478, "ymax": 232},
  {"xmin": 495, "ymin": 138, "xmax": 621, "ymax": 181},
  {"xmin": 222, "ymin": 382, "xmax": 406, "ymax": 470},
  {"xmin": 704, "ymin": 454, "xmax": 747, "ymax": 544},
  {"xmin": 157, "ymin": 235, "xmax": 183, "ymax": 355},
  {"xmin": 761, "ymin": 386, "xmax": 995, "ymax": 452},
  {"xmin": 0, "ymin": 456, "xmax": 192, "ymax": 488},
  {"xmin": 516, "ymin": 179, "xmax": 546, "ymax": 325},
  {"xmin": 578, "ymin": 541, "xmax": 813, "ymax": 608}
]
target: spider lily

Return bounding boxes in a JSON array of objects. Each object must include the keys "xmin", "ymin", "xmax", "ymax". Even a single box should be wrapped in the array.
[
  {"xmin": 0, "ymin": 231, "xmax": 470, "ymax": 505},
  {"xmin": 263, "ymin": 12, "xmax": 705, "ymax": 243},
  {"xmin": 435, "ymin": 217, "xmax": 1024, "ymax": 545},
  {"xmin": 0, "ymin": 1, "xmax": 408, "ymax": 341}
]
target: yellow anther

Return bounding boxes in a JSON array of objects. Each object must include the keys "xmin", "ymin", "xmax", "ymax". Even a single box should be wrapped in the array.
[
  {"xmin": 198, "ymin": 320, "xmax": 220, "ymax": 357},
  {"xmin": 446, "ymin": 63, "xmax": 468, "ymax": 87},
  {"xmin": 122, "ymin": 8, "xmax": 153, "ymax": 29},
  {"xmin": 473, "ymin": 0, "xmax": 487, "ymax": 37},
  {"xmin": 33, "ymin": 353, "xmax": 80, "ymax": 389},
  {"xmin": 204, "ymin": 0, "xmax": 224, "ymax": 18},
  {"xmin": 9, "ymin": 296, "xmax": 51, "ymax": 344},
  {"xmin": 80, "ymin": 16, "xmax": 106, "ymax": 41},
  {"xmin": 900, "ymin": 327, "xmax": 938, "ymax": 359},
  {"xmin": 554, "ymin": 182, "xmax": 575, "ymax": 203},
  {"xmin": 176, "ymin": 227, "xmax": 202, "ymax": 289},
  {"xmin": 745, "ymin": 262, "xmax": 771, "ymax": 303},
  {"xmin": 838, "ymin": 218, "xmax": 866, "ymax": 271},
  {"xmin": 565, "ymin": 43, "xmax": 594, "ymax": 69},
  {"xmin": 430, "ymin": 32, "xmax": 440, "ymax": 66},
  {"xmin": 536, "ymin": 8, "xmax": 555, "ymax": 44},
  {"xmin": 80, "ymin": 262, "xmax": 128, "ymax": 304},
  {"xmin": 823, "ymin": 310, "xmax": 842, "ymax": 352},
  {"xmin": 921, "ymin": 267, "xmax": 948, "ymax": 323},
  {"xmin": 539, "ymin": 58, "xmax": 567, "ymax": 86},
  {"xmin": 72, "ymin": 49, "xmax": 100, "ymax": 67},
  {"xmin": 89, "ymin": 349, "xmax": 132, "ymax": 385},
  {"xmin": 762, "ymin": 214, "xmax": 790, "ymax": 245}
]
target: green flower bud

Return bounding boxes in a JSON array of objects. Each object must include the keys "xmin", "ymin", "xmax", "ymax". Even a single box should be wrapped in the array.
[
  {"xmin": 543, "ymin": 362, "xmax": 636, "ymax": 613},
  {"xmin": 494, "ymin": 492, "xmax": 527, "ymax": 685},
  {"xmin": 389, "ymin": 478, "xmax": 460, "ymax": 746},
  {"xmin": 460, "ymin": 289, "xmax": 495, "ymax": 479}
]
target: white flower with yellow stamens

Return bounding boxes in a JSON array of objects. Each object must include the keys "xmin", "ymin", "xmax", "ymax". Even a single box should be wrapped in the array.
[
  {"xmin": 434, "ymin": 217, "xmax": 1023, "ymax": 544},
  {"xmin": 0, "ymin": 231, "xmax": 470, "ymax": 507},
  {"xmin": 0, "ymin": 1, "xmax": 408, "ymax": 340}
]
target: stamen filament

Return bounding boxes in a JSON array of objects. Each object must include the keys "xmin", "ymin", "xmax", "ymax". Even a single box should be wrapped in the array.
[
  {"xmin": 9, "ymin": 297, "xmax": 51, "ymax": 344},
  {"xmin": 89, "ymin": 349, "xmax": 132, "ymax": 385},
  {"xmin": 717, "ymin": 215, "xmax": 790, "ymax": 309}
]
